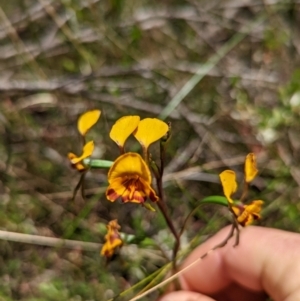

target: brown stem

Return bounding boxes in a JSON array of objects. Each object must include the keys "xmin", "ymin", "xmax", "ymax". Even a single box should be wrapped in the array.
[
  {"xmin": 71, "ymin": 173, "xmax": 85, "ymax": 202},
  {"xmin": 157, "ymin": 196, "xmax": 180, "ymax": 272},
  {"xmin": 142, "ymin": 145, "xmax": 148, "ymax": 162},
  {"xmin": 118, "ymin": 145, "xmax": 125, "ymax": 154},
  {"xmin": 207, "ymin": 217, "xmax": 240, "ymax": 255},
  {"xmin": 159, "ymin": 141, "xmax": 165, "ymax": 177},
  {"xmin": 232, "ymin": 215, "xmax": 241, "ymax": 246},
  {"xmin": 156, "ymin": 181, "xmax": 179, "ymax": 246},
  {"xmin": 155, "ymin": 140, "xmax": 180, "ymax": 272},
  {"xmin": 240, "ymin": 181, "xmax": 248, "ymax": 202}
]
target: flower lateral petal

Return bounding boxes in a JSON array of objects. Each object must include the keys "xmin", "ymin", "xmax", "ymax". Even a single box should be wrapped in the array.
[
  {"xmin": 139, "ymin": 177, "xmax": 159, "ymax": 202},
  {"xmin": 244, "ymin": 153, "xmax": 258, "ymax": 183},
  {"xmin": 70, "ymin": 141, "xmax": 94, "ymax": 164},
  {"xmin": 106, "ymin": 177, "xmax": 124, "ymax": 202},
  {"xmin": 133, "ymin": 118, "xmax": 169, "ymax": 150},
  {"xmin": 77, "ymin": 109, "xmax": 101, "ymax": 136},
  {"xmin": 219, "ymin": 170, "xmax": 237, "ymax": 204},
  {"xmin": 110, "ymin": 116, "xmax": 140, "ymax": 148}
]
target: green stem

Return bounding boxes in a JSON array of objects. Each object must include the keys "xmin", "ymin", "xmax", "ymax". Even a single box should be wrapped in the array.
[{"xmin": 83, "ymin": 158, "xmax": 113, "ymax": 168}]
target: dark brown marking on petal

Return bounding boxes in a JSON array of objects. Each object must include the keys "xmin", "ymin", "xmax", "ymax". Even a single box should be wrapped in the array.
[{"xmin": 106, "ymin": 189, "xmax": 120, "ymax": 202}]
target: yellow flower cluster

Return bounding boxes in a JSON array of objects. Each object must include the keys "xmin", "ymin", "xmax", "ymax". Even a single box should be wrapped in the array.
[
  {"xmin": 68, "ymin": 112, "xmax": 168, "ymax": 204},
  {"xmin": 68, "ymin": 110, "xmax": 264, "ymax": 261},
  {"xmin": 68, "ymin": 111, "xmax": 169, "ymax": 258}
]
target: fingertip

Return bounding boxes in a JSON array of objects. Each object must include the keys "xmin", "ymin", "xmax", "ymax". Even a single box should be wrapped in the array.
[{"xmin": 159, "ymin": 291, "xmax": 216, "ymax": 301}]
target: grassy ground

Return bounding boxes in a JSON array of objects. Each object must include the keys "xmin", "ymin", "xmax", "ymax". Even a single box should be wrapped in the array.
[{"xmin": 0, "ymin": 0, "xmax": 300, "ymax": 300}]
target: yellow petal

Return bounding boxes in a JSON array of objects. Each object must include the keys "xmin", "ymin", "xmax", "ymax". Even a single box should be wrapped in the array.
[
  {"xmin": 237, "ymin": 200, "xmax": 263, "ymax": 226},
  {"xmin": 245, "ymin": 200, "xmax": 263, "ymax": 215},
  {"xmin": 68, "ymin": 152, "xmax": 86, "ymax": 171},
  {"xmin": 106, "ymin": 177, "xmax": 129, "ymax": 202},
  {"xmin": 219, "ymin": 170, "xmax": 237, "ymax": 204},
  {"xmin": 75, "ymin": 163, "xmax": 85, "ymax": 171},
  {"xmin": 133, "ymin": 118, "xmax": 169, "ymax": 149},
  {"xmin": 100, "ymin": 238, "xmax": 122, "ymax": 257},
  {"xmin": 108, "ymin": 152, "xmax": 151, "ymax": 183},
  {"xmin": 110, "ymin": 116, "xmax": 140, "ymax": 147},
  {"xmin": 244, "ymin": 153, "xmax": 258, "ymax": 183},
  {"xmin": 70, "ymin": 141, "xmax": 94, "ymax": 164},
  {"xmin": 101, "ymin": 220, "xmax": 122, "ymax": 258},
  {"xmin": 110, "ymin": 237, "xmax": 123, "ymax": 249},
  {"xmin": 107, "ymin": 219, "xmax": 121, "ymax": 230},
  {"xmin": 68, "ymin": 152, "xmax": 76, "ymax": 161},
  {"xmin": 139, "ymin": 177, "xmax": 159, "ymax": 202},
  {"xmin": 77, "ymin": 110, "xmax": 101, "ymax": 136},
  {"xmin": 232, "ymin": 206, "xmax": 241, "ymax": 217}
]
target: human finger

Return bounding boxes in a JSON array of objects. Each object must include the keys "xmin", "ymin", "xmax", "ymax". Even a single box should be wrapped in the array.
[
  {"xmin": 159, "ymin": 290, "xmax": 215, "ymax": 301},
  {"xmin": 177, "ymin": 226, "xmax": 300, "ymax": 301}
]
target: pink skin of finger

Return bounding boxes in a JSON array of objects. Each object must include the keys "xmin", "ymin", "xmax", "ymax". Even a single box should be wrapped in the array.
[{"xmin": 159, "ymin": 226, "xmax": 300, "ymax": 301}]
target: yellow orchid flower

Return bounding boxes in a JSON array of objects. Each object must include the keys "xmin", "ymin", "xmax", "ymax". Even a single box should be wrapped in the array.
[
  {"xmin": 68, "ymin": 141, "xmax": 94, "ymax": 171},
  {"xmin": 68, "ymin": 110, "xmax": 100, "ymax": 171},
  {"xmin": 219, "ymin": 153, "xmax": 263, "ymax": 226},
  {"xmin": 106, "ymin": 152, "xmax": 159, "ymax": 204},
  {"xmin": 109, "ymin": 116, "xmax": 140, "ymax": 150},
  {"xmin": 133, "ymin": 118, "xmax": 169, "ymax": 151},
  {"xmin": 232, "ymin": 200, "xmax": 263, "ymax": 226},
  {"xmin": 101, "ymin": 219, "xmax": 123, "ymax": 258},
  {"xmin": 77, "ymin": 109, "xmax": 101, "ymax": 136}
]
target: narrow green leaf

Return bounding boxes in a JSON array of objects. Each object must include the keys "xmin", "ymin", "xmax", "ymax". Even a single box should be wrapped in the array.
[{"xmin": 200, "ymin": 195, "xmax": 229, "ymax": 207}]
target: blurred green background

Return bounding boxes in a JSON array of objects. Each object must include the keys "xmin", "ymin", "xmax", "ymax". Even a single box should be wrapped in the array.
[{"xmin": 0, "ymin": 0, "xmax": 300, "ymax": 300}]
